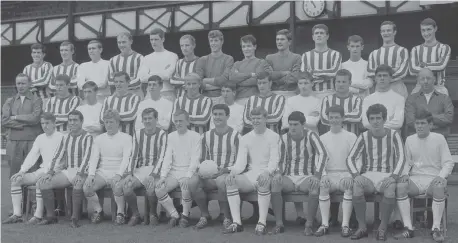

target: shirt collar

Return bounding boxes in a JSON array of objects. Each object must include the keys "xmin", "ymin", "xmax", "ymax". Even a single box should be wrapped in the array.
[
  {"xmin": 15, "ymin": 92, "xmax": 34, "ymax": 100},
  {"xmin": 418, "ymin": 89, "xmax": 439, "ymax": 97}
]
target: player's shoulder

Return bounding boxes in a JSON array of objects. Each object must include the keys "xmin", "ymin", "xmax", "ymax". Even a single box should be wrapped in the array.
[
  {"xmin": 429, "ymin": 132, "xmax": 447, "ymax": 142},
  {"xmin": 265, "ymin": 53, "xmax": 276, "ymax": 60}
]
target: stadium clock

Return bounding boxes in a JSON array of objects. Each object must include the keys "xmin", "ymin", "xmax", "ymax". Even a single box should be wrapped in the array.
[{"xmin": 302, "ymin": 0, "xmax": 325, "ymax": 18}]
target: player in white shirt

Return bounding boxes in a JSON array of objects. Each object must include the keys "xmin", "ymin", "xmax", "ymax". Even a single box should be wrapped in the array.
[
  {"xmin": 3, "ymin": 113, "xmax": 64, "ymax": 224},
  {"xmin": 135, "ymin": 75, "xmax": 173, "ymax": 133},
  {"xmin": 394, "ymin": 110, "xmax": 454, "ymax": 242},
  {"xmin": 138, "ymin": 28, "xmax": 178, "ymax": 101},
  {"xmin": 51, "ymin": 41, "xmax": 79, "ymax": 96},
  {"xmin": 341, "ymin": 35, "xmax": 372, "ymax": 98},
  {"xmin": 22, "ymin": 43, "xmax": 53, "ymax": 103},
  {"xmin": 76, "ymin": 40, "xmax": 110, "ymax": 104},
  {"xmin": 76, "ymin": 81, "xmax": 104, "ymax": 137},
  {"xmin": 223, "ymin": 107, "xmax": 280, "ymax": 235},
  {"xmin": 170, "ymin": 34, "xmax": 199, "ymax": 98},
  {"xmin": 210, "ymin": 84, "xmax": 244, "ymax": 133},
  {"xmin": 83, "ymin": 109, "xmax": 133, "ymax": 225}
]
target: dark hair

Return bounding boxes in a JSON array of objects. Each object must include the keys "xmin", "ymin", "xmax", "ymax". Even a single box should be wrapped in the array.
[
  {"xmin": 276, "ymin": 29, "xmax": 292, "ymax": 41},
  {"xmin": 82, "ymin": 81, "xmax": 98, "ymax": 91},
  {"xmin": 366, "ymin": 104, "xmax": 387, "ymax": 121},
  {"xmin": 150, "ymin": 28, "xmax": 165, "ymax": 39},
  {"xmin": 113, "ymin": 71, "xmax": 130, "ymax": 82},
  {"xmin": 60, "ymin": 41, "xmax": 75, "ymax": 52},
  {"xmin": 256, "ymin": 71, "xmax": 270, "ymax": 80},
  {"xmin": 415, "ymin": 109, "xmax": 433, "ymax": 123},
  {"xmin": 221, "ymin": 83, "xmax": 236, "ymax": 92},
  {"xmin": 375, "ymin": 64, "xmax": 393, "ymax": 77},
  {"xmin": 31, "ymin": 43, "xmax": 46, "ymax": 53},
  {"xmin": 381, "ymin": 21, "xmax": 397, "ymax": 32},
  {"xmin": 142, "ymin": 108, "xmax": 158, "ymax": 119},
  {"xmin": 212, "ymin": 104, "xmax": 230, "ymax": 116},
  {"xmin": 41, "ymin": 112, "xmax": 56, "ymax": 122},
  {"xmin": 55, "ymin": 74, "xmax": 71, "ymax": 85},
  {"xmin": 103, "ymin": 109, "xmax": 121, "ymax": 122},
  {"xmin": 327, "ymin": 105, "xmax": 345, "ymax": 117},
  {"xmin": 208, "ymin": 30, "xmax": 224, "ymax": 42},
  {"xmin": 347, "ymin": 35, "xmax": 364, "ymax": 46},
  {"xmin": 297, "ymin": 71, "xmax": 313, "ymax": 81},
  {"xmin": 88, "ymin": 40, "xmax": 103, "ymax": 49},
  {"xmin": 420, "ymin": 18, "xmax": 437, "ymax": 28},
  {"xmin": 173, "ymin": 109, "xmax": 190, "ymax": 120},
  {"xmin": 240, "ymin": 35, "xmax": 257, "ymax": 46},
  {"xmin": 288, "ymin": 111, "xmax": 306, "ymax": 125},
  {"xmin": 16, "ymin": 73, "xmax": 31, "ymax": 82},
  {"xmin": 68, "ymin": 110, "xmax": 84, "ymax": 122},
  {"xmin": 312, "ymin": 24, "xmax": 329, "ymax": 35},
  {"xmin": 148, "ymin": 75, "xmax": 163, "ymax": 86},
  {"xmin": 336, "ymin": 69, "xmax": 352, "ymax": 82},
  {"xmin": 180, "ymin": 34, "xmax": 196, "ymax": 45},
  {"xmin": 250, "ymin": 107, "xmax": 268, "ymax": 118}
]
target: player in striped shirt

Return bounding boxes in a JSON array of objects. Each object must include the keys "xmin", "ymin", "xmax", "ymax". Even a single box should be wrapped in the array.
[
  {"xmin": 320, "ymin": 69, "xmax": 363, "ymax": 135},
  {"xmin": 188, "ymin": 104, "xmax": 242, "ymax": 229},
  {"xmin": 44, "ymin": 74, "xmax": 82, "ymax": 133},
  {"xmin": 172, "ymin": 73, "xmax": 212, "ymax": 134},
  {"xmin": 243, "ymin": 72, "xmax": 286, "ymax": 134},
  {"xmin": 100, "ymin": 71, "xmax": 140, "ymax": 137},
  {"xmin": 270, "ymin": 111, "xmax": 328, "ymax": 235},
  {"xmin": 118, "ymin": 108, "xmax": 167, "ymax": 226},
  {"xmin": 37, "ymin": 110, "xmax": 94, "ymax": 227},
  {"xmin": 51, "ymin": 41, "xmax": 79, "ymax": 96},
  {"xmin": 346, "ymin": 104, "xmax": 406, "ymax": 241},
  {"xmin": 170, "ymin": 34, "xmax": 199, "ymax": 98},
  {"xmin": 23, "ymin": 43, "xmax": 53, "ymax": 103},
  {"xmin": 367, "ymin": 21, "xmax": 410, "ymax": 98},
  {"xmin": 410, "ymin": 18, "xmax": 451, "ymax": 96},
  {"xmin": 108, "ymin": 32, "xmax": 144, "ymax": 98},
  {"xmin": 301, "ymin": 24, "xmax": 342, "ymax": 100}
]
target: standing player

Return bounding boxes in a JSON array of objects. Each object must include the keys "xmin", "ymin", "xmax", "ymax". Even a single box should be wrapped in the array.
[
  {"xmin": 2, "ymin": 113, "xmax": 63, "ymax": 224},
  {"xmin": 270, "ymin": 111, "xmax": 328, "ymax": 235},
  {"xmin": 138, "ymin": 28, "xmax": 178, "ymax": 101},
  {"xmin": 197, "ymin": 30, "xmax": 234, "ymax": 104},
  {"xmin": 410, "ymin": 18, "xmax": 451, "ymax": 95},
  {"xmin": 51, "ymin": 41, "xmax": 79, "ymax": 96},
  {"xmin": 367, "ymin": 21, "xmax": 409, "ymax": 98},
  {"xmin": 342, "ymin": 35, "xmax": 373, "ymax": 98},
  {"xmin": 172, "ymin": 73, "xmax": 212, "ymax": 134},
  {"xmin": 101, "ymin": 71, "xmax": 140, "ymax": 137},
  {"xmin": 76, "ymin": 81, "xmax": 104, "ymax": 137},
  {"xmin": 37, "ymin": 110, "xmax": 93, "ymax": 227},
  {"xmin": 170, "ymin": 34, "xmax": 199, "ymax": 98},
  {"xmin": 394, "ymin": 110, "xmax": 454, "ymax": 242},
  {"xmin": 22, "ymin": 43, "xmax": 53, "ymax": 104},
  {"xmin": 155, "ymin": 109, "xmax": 201, "ymax": 228},
  {"xmin": 266, "ymin": 29, "xmax": 301, "ymax": 99},
  {"xmin": 223, "ymin": 107, "xmax": 280, "ymax": 235},
  {"xmin": 209, "ymin": 84, "xmax": 244, "ymax": 133},
  {"xmin": 243, "ymin": 73, "xmax": 286, "ymax": 134},
  {"xmin": 301, "ymin": 24, "xmax": 342, "ymax": 100},
  {"xmin": 347, "ymin": 104, "xmax": 406, "ymax": 241},
  {"xmin": 83, "ymin": 109, "xmax": 133, "ymax": 225},
  {"xmin": 44, "ymin": 74, "xmax": 81, "ymax": 133},
  {"xmin": 76, "ymin": 40, "xmax": 111, "ymax": 104}
]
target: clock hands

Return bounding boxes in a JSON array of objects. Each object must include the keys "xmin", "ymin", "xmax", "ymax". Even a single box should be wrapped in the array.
[{"xmin": 310, "ymin": 0, "xmax": 316, "ymax": 8}]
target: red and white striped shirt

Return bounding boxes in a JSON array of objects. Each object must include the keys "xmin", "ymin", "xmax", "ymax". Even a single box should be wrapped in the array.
[
  {"xmin": 172, "ymin": 94, "xmax": 212, "ymax": 134},
  {"xmin": 346, "ymin": 128, "xmax": 406, "ymax": 177},
  {"xmin": 108, "ymin": 52, "xmax": 143, "ymax": 90},
  {"xmin": 301, "ymin": 49, "xmax": 342, "ymax": 92},
  {"xmin": 367, "ymin": 44, "xmax": 409, "ymax": 81},
  {"xmin": 170, "ymin": 57, "xmax": 199, "ymax": 97},
  {"xmin": 50, "ymin": 62, "xmax": 79, "ymax": 92},
  {"xmin": 101, "ymin": 93, "xmax": 140, "ymax": 136},
  {"xmin": 23, "ymin": 62, "xmax": 53, "ymax": 99},
  {"xmin": 129, "ymin": 128, "xmax": 167, "ymax": 176},
  {"xmin": 279, "ymin": 129, "xmax": 328, "ymax": 177},
  {"xmin": 410, "ymin": 42, "xmax": 451, "ymax": 86},
  {"xmin": 44, "ymin": 95, "xmax": 81, "ymax": 132},
  {"xmin": 201, "ymin": 127, "xmax": 241, "ymax": 169},
  {"xmin": 243, "ymin": 93, "xmax": 286, "ymax": 133},
  {"xmin": 320, "ymin": 94, "xmax": 363, "ymax": 135}
]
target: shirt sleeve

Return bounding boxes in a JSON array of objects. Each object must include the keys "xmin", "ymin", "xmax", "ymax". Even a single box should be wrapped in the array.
[
  {"xmin": 55, "ymin": 96, "xmax": 81, "ymax": 123},
  {"xmin": 231, "ymin": 136, "xmax": 249, "ymax": 175},
  {"xmin": 278, "ymin": 137, "xmax": 286, "ymax": 174},
  {"xmin": 404, "ymin": 96, "xmax": 416, "ymax": 131},
  {"xmin": 266, "ymin": 95, "xmax": 286, "ymax": 124},
  {"xmin": 128, "ymin": 55, "xmax": 144, "ymax": 88},
  {"xmin": 119, "ymin": 95, "xmax": 140, "ymax": 122},
  {"xmin": 242, "ymin": 98, "xmax": 252, "ymax": 127},
  {"xmin": 48, "ymin": 136, "xmax": 67, "ymax": 173},
  {"xmin": 19, "ymin": 137, "xmax": 42, "ymax": 173},
  {"xmin": 384, "ymin": 97, "xmax": 405, "ymax": 130},
  {"xmin": 213, "ymin": 55, "xmax": 235, "ymax": 87},
  {"xmin": 266, "ymin": 133, "xmax": 280, "ymax": 174},
  {"xmin": 392, "ymin": 48, "xmax": 409, "ymax": 81},
  {"xmin": 156, "ymin": 53, "xmax": 178, "ymax": 81},
  {"xmin": 320, "ymin": 96, "xmax": 330, "ymax": 126},
  {"xmin": 158, "ymin": 101, "xmax": 173, "ymax": 131},
  {"xmin": 343, "ymin": 96, "xmax": 363, "ymax": 123},
  {"xmin": 410, "ymin": 46, "xmax": 421, "ymax": 75},
  {"xmin": 347, "ymin": 134, "xmax": 365, "ymax": 178},
  {"xmin": 306, "ymin": 100, "xmax": 321, "ymax": 128},
  {"xmin": 14, "ymin": 97, "xmax": 43, "ymax": 125},
  {"xmin": 313, "ymin": 51, "xmax": 342, "ymax": 77},
  {"xmin": 31, "ymin": 63, "xmax": 53, "ymax": 87},
  {"xmin": 361, "ymin": 99, "xmax": 371, "ymax": 129},
  {"xmin": 117, "ymin": 135, "xmax": 133, "ymax": 176},
  {"xmin": 391, "ymin": 131, "xmax": 406, "ymax": 177},
  {"xmin": 427, "ymin": 44, "xmax": 451, "ymax": 71},
  {"xmin": 88, "ymin": 138, "xmax": 101, "ymax": 176},
  {"xmin": 310, "ymin": 132, "xmax": 328, "ymax": 178},
  {"xmin": 189, "ymin": 97, "xmax": 212, "ymax": 125},
  {"xmin": 367, "ymin": 51, "xmax": 376, "ymax": 78},
  {"xmin": 187, "ymin": 134, "xmax": 202, "ymax": 178},
  {"xmin": 170, "ymin": 59, "xmax": 185, "ymax": 85},
  {"xmin": 160, "ymin": 136, "xmax": 174, "ymax": 178},
  {"xmin": 128, "ymin": 132, "xmax": 140, "ymax": 174},
  {"xmin": 281, "ymin": 100, "xmax": 291, "ymax": 130},
  {"xmin": 152, "ymin": 131, "xmax": 168, "ymax": 176},
  {"xmin": 78, "ymin": 135, "xmax": 94, "ymax": 174},
  {"xmin": 200, "ymin": 133, "xmax": 208, "ymax": 162},
  {"xmin": 137, "ymin": 56, "xmax": 150, "ymax": 83},
  {"xmin": 431, "ymin": 95, "xmax": 454, "ymax": 127},
  {"xmin": 438, "ymin": 135, "xmax": 454, "ymax": 178}
]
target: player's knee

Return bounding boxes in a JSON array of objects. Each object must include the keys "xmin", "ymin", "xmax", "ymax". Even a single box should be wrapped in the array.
[
  {"xmin": 215, "ymin": 176, "xmax": 227, "ymax": 193},
  {"xmin": 396, "ymin": 181, "xmax": 409, "ymax": 198},
  {"xmin": 122, "ymin": 183, "xmax": 134, "ymax": 196},
  {"xmin": 83, "ymin": 185, "xmax": 95, "ymax": 197},
  {"xmin": 339, "ymin": 178, "xmax": 354, "ymax": 191},
  {"xmin": 225, "ymin": 175, "xmax": 237, "ymax": 189},
  {"xmin": 155, "ymin": 187, "xmax": 167, "ymax": 199},
  {"xmin": 146, "ymin": 187, "xmax": 156, "ymax": 197},
  {"xmin": 187, "ymin": 176, "xmax": 200, "ymax": 193},
  {"xmin": 431, "ymin": 184, "xmax": 446, "ymax": 200},
  {"xmin": 383, "ymin": 183, "xmax": 396, "ymax": 198}
]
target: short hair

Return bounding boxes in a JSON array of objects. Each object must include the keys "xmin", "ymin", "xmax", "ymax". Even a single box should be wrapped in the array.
[
  {"xmin": 180, "ymin": 34, "xmax": 196, "ymax": 45},
  {"xmin": 60, "ymin": 41, "xmax": 75, "ymax": 52},
  {"xmin": 117, "ymin": 32, "xmax": 133, "ymax": 41},
  {"xmin": 415, "ymin": 109, "xmax": 434, "ymax": 123},
  {"xmin": 375, "ymin": 64, "xmax": 394, "ymax": 77},
  {"xmin": 148, "ymin": 75, "xmax": 163, "ymax": 86},
  {"xmin": 150, "ymin": 28, "xmax": 165, "ymax": 39},
  {"xmin": 16, "ymin": 73, "xmax": 31, "ymax": 82},
  {"xmin": 68, "ymin": 110, "xmax": 84, "ymax": 122},
  {"xmin": 173, "ymin": 109, "xmax": 190, "ymax": 120},
  {"xmin": 250, "ymin": 107, "xmax": 268, "ymax": 118},
  {"xmin": 336, "ymin": 69, "xmax": 352, "ymax": 82},
  {"xmin": 113, "ymin": 71, "xmax": 130, "ymax": 82},
  {"xmin": 420, "ymin": 18, "xmax": 437, "ymax": 28},
  {"xmin": 327, "ymin": 105, "xmax": 345, "ymax": 117},
  {"xmin": 31, "ymin": 43, "xmax": 46, "ymax": 53},
  {"xmin": 366, "ymin": 104, "xmax": 387, "ymax": 121},
  {"xmin": 240, "ymin": 35, "xmax": 257, "ymax": 46},
  {"xmin": 276, "ymin": 29, "xmax": 292, "ymax": 41},
  {"xmin": 288, "ymin": 111, "xmax": 306, "ymax": 125},
  {"xmin": 381, "ymin": 21, "xmax": 397, "ymax": 32},
  {"xmin": 297, "ymin": 71, "xmax": 313, "ymax": 81},
  {"xmin": 184, "ymin": 73, "xmax": 201, "ymax": 83},
  {"xmin": 208, "ymin": 30, "xmax": 224, "ymax": 42},
  {"xmin": 88, "ymin": 39, "xmax": 103, "ymax": 49},
  {"xmin": 103, "ymin": 109, "xmax": 121, "ymax": 122},
  {"xmin": 257, "ymin": 71, "xmax": 270, "ymax": 80},
  {"xmin": 312, "ymin": 24, "xmax": 329, "ymax": 35},
  {"xmin": 221, "ymin": 83, "xmax": 236, "ymax": 92},
  {"xmin": 142, "ymin": 108, "xmax": 158, "ymax": 119},
  {"xmin": 347, "ymin": 35, "xmax": 364, "ymax": 45},
  {"xmin": 41, "ymin": 112, "xmax": 56, "ymax": 122},
  {"xmin": 54, "ymin": 74, "xmax": 71, "ymax": 85},
  {"xmin": 82, "ymin": 81, "xmax": 99, "ymax": 91},
  {"xmin": 212, "ymin": 104, "xmax": 230, "ymax": 116}
]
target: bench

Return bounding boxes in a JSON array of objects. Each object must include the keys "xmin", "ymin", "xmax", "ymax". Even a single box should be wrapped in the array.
[
  {"xmin": 410, "ymin": 194, "xmax": 448, "ymax": 236},
  {"xmin": 24, "ymin": 186, "xmax": 66, "ymax": 220}
]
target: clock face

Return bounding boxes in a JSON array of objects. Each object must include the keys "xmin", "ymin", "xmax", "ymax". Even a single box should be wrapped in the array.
[{"xmin": 303, "ymin": 0, "xmax": 325, "ymax": 18}]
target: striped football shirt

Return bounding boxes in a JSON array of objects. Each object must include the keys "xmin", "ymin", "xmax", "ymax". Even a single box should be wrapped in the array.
[
  {"xmin": 170, "ymin": 57, "xmax": 199, "ymax": 97},
  {"xmin": 50, "ymin": 62, "xmax": 79, "ymax": 93},
  {"xmin": 410, "ymin": 42, "xmax": 451, "ymax": 86},
  {"xmin": 301, "ymin": 49, "xmax": 342, "ymax": 92},
  {"xmin": 201, "ymin": 127, "xmax": 241, "ymax": 169},
  {"xmin": 108, "ymin": 51, "xmax": 143, "ymax": 91},
  {"xmin": 129, "ymin": 127, "xmax": 167, "ymax": 176},
  {"xmin": 44, "ymin": 95, "xmax": 82, "ymax": 132},
  {"xmin": 367, "ymin": 44, "xmax": 409, "ymax": 81},
  {"xmin": 172, "ymin": 94, "xmax": 212, "ymax": 134},
  {"xmin": 243, "ymin": 93, "xmax": 286, "ymax": 133},
  {"xmin": 320, "ymin": 94, "xmax": 363, "ymax": 135},
  {"xmin": 23, "ymin": 62, "xmax": 54, "ymax": 99},
  {"xmin": 101, "ymin": 93, "xmax": 140, "ymax": 136}
]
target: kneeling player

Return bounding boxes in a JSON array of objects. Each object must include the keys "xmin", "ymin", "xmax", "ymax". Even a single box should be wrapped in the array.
[
  {"xmin": 38, "ymin": 110, "xmax": 93, "ymax": 227},
  {"xmin": 394, "ymin": 110, "xmax": 453, "ymax": 242},
  {"xmin": 316, "ymin": 106, "xmax": 356, "ymax": 237},
  {"xmin": 271, "ymin": 111, "xmax": 328, "ymax": 235},
  {"xmin": 119, "ymin": 108, "xmax": 167, "ymax": 226},
  {"xmin": 83, "ymin": 109, "xmax": 133, "ymax": 225},
  {"xmin": 347, "ymin": 104, "xmax": 406, "ymax": 241},
  {"xmin": 223, "ymin": 107, "xmax": 280, "ymax": 235},
  {"xmin": 155, "ymin": 109, "xmax": 202, "ymax": 228}
]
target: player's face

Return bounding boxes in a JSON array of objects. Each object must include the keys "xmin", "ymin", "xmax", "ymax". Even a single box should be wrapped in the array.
[
  {"xmin": 334, "ymin": 75, "xmax": 351, "ymax": 93},
  {"xmin": 15, "ymin": 76, "xmax": 31, "ymax": 94},
  {"xmin": 368, "ymin": 113, "xmax": 386, "ymax": 130},
  {"xmin": 418, "ymin": 70, "xmax": 435, "ymax": 93},
  {"xmin": 221, "ymin": 87, "xmax": 235, "ymax": 103},
  {"xmin": 421, "ymin": 24, "xmax": 436, "ymax": 42},
  {"xmin": 241, "ymin": 41, "xmax": 256, "ymax": 58},
  {"xmin": 60, "ymin": 45, "xmax": 73, "ymax": 61},
  {"xmin": 117, "ymin": 35, "xmax": 132, "ymax": 54},
  {"xmin": 173, "ymin": 114, "xmax": 189, "ymax": 132},
  {"xmin": 83, "ymin": 87, "xmax": 97, "ymax": 104},
  {"xmin": 414, "ymin": 118, "xmax": 432, "ymax": 138},
  {"xmin": 212, "ymin": 109, "xmax": 228, "ymax": 127},
  {"xmin": 288, "ymin": 120, "xmax": 303, "ymax": 136},
  {"xmin": 180, "ymin": 38, "xmax": 195, "ymax": 56},
  {"xmin": 104, "ymin": 118, "xmax": 120, "ymax": 134},
  {"xmin": 142, "ymin": 113, "xmax": 157, "ymax": 130},
  {"xmin": 251, "ymin": 114, "xmax": 267, "ymax": 130},
  {"xmin": 347, "ymin": 41, "xmax": 363, "ymax": 57},
  {"xmin": 87, "ymin": 43, "xmax": 102, "ymax": 60},
  {"xmin": 31, "ymin": 48, "xmax": 44, "ymax": 63},
  {"xmin": 257, "ymin": 78, "xmax": 271, "ymax": 94},
  {"xmin": 209, "ymin": 37, "xmax": 223, "ymax": 53},
  {"xmin": 298, "ymin": 79, "xmax": 313, "ymax": 95},
  {"xmin": 312, "ymin": 28, "xmax": 329, "ymax": 45},
  {"xmin": 68, "ymin": 114, "xmax": 83, "ymax": 133},
  {"xmin": 113, "ymin": 76, "xmax": 129, "ymax": 93},
  {"xmin": 185, "ymin": 79, "xmax": 200, "ymax": 96},
  {"xmin": 276, "ymin": 34, "xmax": 290, "ymax": 51},
  {"xmin": 150, "ymin": 34, "xmax": 164, "ymax": 51},
  {"xmin": 148, "ymin": 81, "xmax": 162, "ymax": 93},
  {"xmin": 41, "ymin": 118, "xmax": 55, "ymax": 135},
  {"xmin": 55, "ymin": 80, "xmax": 69, "ymax": 96},
  {"xmin": 375, "ymin": 71, "xmax": 391, "ymax": 90},
  {"xmin": 380, "ymin": 24, "xmax": 396, "ymax": 42},
  {"xmin": 328, "ymin": 112, "xmax": 343, "ymax": 127}
]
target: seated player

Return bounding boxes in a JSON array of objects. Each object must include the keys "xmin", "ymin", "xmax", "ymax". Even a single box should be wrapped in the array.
[
  {"xmin": 394, "ymin": 110, "xmax": 454, "ymax": 242},
  {"xmin": 155, "ymin": 109, "xmax": 202, "ymax": 228},
  {"xmin": 347, "ymin": 104, "xmax": 406, "ymax": 241},
  {"xmin": 316, "ymin": 106, "xmax": 357, "ymax": 237},
  {"xmin": 37, "ymin": 110, "xmax": 94, "ymax": 227},
  {"xmin": 223, "ymin": 107, "xmax": 280, "ymax": 235},
  {"xmin": 83, "ymin": 109, "xmax": 133, "ymax": 225},
  {"xmin": 2, "ymin": 113, "xmax": 64, "ymax": 224},
  {"xmin": 270, "ymin": 111, "xmax": 328, "ymax": 235},
  {"xmin": 119, "ymin": 108, "xmax": 167, "ymax": 226},
  {"xmin": 188, "ymin": 104, "xmax": 242, "ymax": 229}
]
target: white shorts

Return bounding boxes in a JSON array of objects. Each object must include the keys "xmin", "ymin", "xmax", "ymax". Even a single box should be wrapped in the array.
[
  {"xmin": 287, "ymin": 175, "xmax": 312, "ymax": 187},
  {"xmin": 29, "ymin": 168, "xmax": 47, "ymax": 181},
  {"xmin": 322, "ymin": 172, "xmax": 352, "ymax": 191},
  {"xmin": 133, "ymin": 166, "xmax": 154, "ymax": 186},
  {"xmin": 62, "ymin": 168, "xmax": 78, "ymax": 182},
  {"xmin": 410, "ymin": 174, "xmax": 435, "ymax": 195},
  {"xmin": 96, "ymin": 169, "xmax": 117, "ymax": 186},
  {"xmin": 362, "ymin": 171, "xmax": 391, "ymax": 192},
  {"xmin": 244, "ymin": 170, "xmax": 266, "ymax": 187}
]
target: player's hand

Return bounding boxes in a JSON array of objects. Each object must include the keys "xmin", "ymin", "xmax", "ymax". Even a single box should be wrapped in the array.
[
  {"xmin": 398, "ymin": 175, "xmax": 410, "ymax": 183},
  {"xmin": 310, "ymin": 111, "xmax": 320, "ymax": 117},
  {"xmin": 320, "ymin": 177, "xmax": 331, "ymax": 189},
  {"xmin": 156, "ymin": 177, "xmax": 166, "ymax": 189},
  {"xmin": 111, "ymin": 174, "xmax": 122, "ymax": 188},
  {"xmin": 210, "ymin": 168, "xmax": 230, "ymax": 179},
  {"xmin": 281, "ymin": 71, "xmax": 291, "ymax": 76},
  {"xmin": 124, "ymin": 174, "xmax": 134, "ymax": 188},
  {"xmin": 226, "ymin": 174, "xmax": 236, "ymax": 186},
  {"xmin": 431, "ymin": 176, "xmax": 447, "ymax": 187},
  {"xmin": 271, "ymin": 173, "xmax": 283, "ymax": 186},
  {"xmin": 309, "ymin": 176, "xmax": 320, "ymax": 190},
  {"xmin": 10, "ymin": 172, "xmax": 25, "ymax": 183},
  {"xmin": 72, "ymin": 174, "xmax": 84, "ymax": 187},
  {"xmin": 180, "ymin": 177, "xmax": 189, "ymax": 191},
  {"xmin": 353, "ymin": 175, "xmax": 365, "ymax": 187},
  {"xmin": 341, "ymin": 177, "xmax": 353, "ymax": 190},
  {"xmin": 84, "ymin": 175, "xmax": 95, "ymax": 188},
  {"xmin": 37, "ymin": 174, "xmax": 53, "ymax": 186},
  {"xmin": 144, "ymin": 176, "xmax": 156, "ymax": 190},
  {"xmin": 380, "ymin": 176, "xmax": 396, "ymax": 191},
  {"xmin": 257, "ymin": 171, "xmax": 271, "ymax": 187}
]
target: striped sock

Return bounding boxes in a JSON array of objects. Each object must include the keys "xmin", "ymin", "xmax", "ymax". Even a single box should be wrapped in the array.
[
  {"xmin": 158, "ymin": 194, "xmax": 178, "ymax": 218},
  {"xmin": 432, "ymin": 197, "xmax": 446, "ymax": 230},
  {"xmin": 257, "ymin": 189, "xmax": 271, "ymax": 225},
  {"xmin": 11, "ymin": 186, "xmax": 22, "ymax": 216},
  {"xmin": 34, "ymin": 188, "xmax": 44, "ymax": 218},
  {"xmin": 227, "ymin": 188, "xmax": 241, "ymax": 225},
  {"xmin": 319, "ymin": 195, "xmax": 331, "ymax": 227},
  {"xmin": 397, "ymin": 196, "xmax": 413, "ymax": 230}
]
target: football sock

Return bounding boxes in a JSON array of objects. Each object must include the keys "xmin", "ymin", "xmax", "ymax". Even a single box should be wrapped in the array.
[
  {"xmin": 294, "ymin": 202, "xmax": 305, "ymax": 218},
  {"xmin": 181, "ymin": 194, "xmax": 192, "ymax": 217},
  {"xmin": 397, "ymin": 196, "xmax": 413, "ymax": 229},
  {"xmin": 87, "ymin": 193, "xmax": 102, "ymax": 213},
  {"xmin": 11, "ymin": 186, "xmax": 22, "ymax": 216},
  {"xmin": 158, "ymin": 194, "xmax": 178, "ymax": 218},
  {"xmin": 72, "ymin": 189, "xmax": 84, "ymax": 220},
  {"xmin": 219, "ymin": 201, "xmax": 231, "ymax": 219},
  {"xmin": 124, "ymin": 191, "xmax": 139, "ymax": 215},
  {"xmin": 194, "ymin": 188, "xmax": 209, "ymax": 217},
  {"xmin": 341, "ymin": 193, "xmax": 353, "ymax": 228},
  {"xmin": 257, "ymin": 189, "xmax": 271, "ymax": 225},
  {"xmin": 271, "ymin": 192, "xmax": 284, "ymax": 226},
  {"xmin": 432, "ymin": 198, "xmax": 446, "ymax": 230},
  {"xmin": 227, "ymin": 188, "xmax": 241, "ymax": 225},
  {"xmin": 41, "ymin": 189, "xmax": 56, "ymax": 218},
  {"xmin": 114, "ymin": 195, "xmax": 125, "ymax": 215},
  {"xmin": 330, "ymin": 202, "xmax": 340, "ymax": 222},
  {"xmin": 353, "ymin": 195, "xmax": 367, "ymax": 229},
  {"xmin": 147, "ymin": 194, "xmax": 158, "ymax": 216},
  {"xmin": 319, "ymin": 195, "xmax": 330, "ymax": 227},
  {"xmin": 379, "ymin": 196, "xmax": 396, "ymax": 231},
  {"xmin": 307, "ymin": 194, "xmax": 319, "ymax": 227},
  {"xmin": 34, "ymin": 188, "xmax": 44, "ymax": 218}
]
